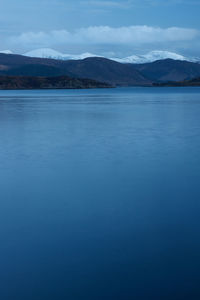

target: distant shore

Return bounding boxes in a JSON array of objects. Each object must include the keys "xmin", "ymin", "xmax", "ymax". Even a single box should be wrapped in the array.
[
  {"xmin": 1, "ymin": 74, "xmax": 200, "ymax": 90},
  {"xmin": 153, "ymin": 78, "xmax": 200, "ymax": 87},
  {"xmin": 0, "ymin": 75, "xmax": 113, "ymax": 90}
]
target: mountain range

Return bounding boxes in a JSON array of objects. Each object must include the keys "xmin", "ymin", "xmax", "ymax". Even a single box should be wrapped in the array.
[
  {"xmin": 1, "ymin": 49, "xmax": 199, "ymax": 64},
  {"xmin": 0, "ymin": 54, "xmax": 151, "ymax": 86},
  {"xmin": 1, "ymin": 52, "xmax": 200, "ymax": 87}
]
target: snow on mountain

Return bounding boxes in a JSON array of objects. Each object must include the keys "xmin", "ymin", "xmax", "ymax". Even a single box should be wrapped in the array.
[
  {"xmin": 24, "ymin": 48, "xmax": 100, "ymax": 60},
  {"xmin": 24, "ymin": 48, "xmax": 64, "ymax": 59},
  {"xmin": 23, "ymin": 48, "xmax": 200, "ymax": 64},
  {"xmin": 75, "ymin": 53, "xmax": 100, "ymax": 60},
  {"xmin": 0, "ymin": 50, "xmax": 13, "ymax": 54},
  {"xmin": 112, "ymin": 51, "xmax": 189, "ymax": 64}
]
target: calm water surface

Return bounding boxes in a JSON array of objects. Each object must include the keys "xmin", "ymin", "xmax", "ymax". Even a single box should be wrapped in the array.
[{"xmin": 0, "ymin": 87, "xmax": 200, "ymax": 299}]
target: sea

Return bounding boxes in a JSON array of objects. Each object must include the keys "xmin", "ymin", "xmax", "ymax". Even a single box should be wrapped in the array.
[{"xmin": 0, "ymin": 87, "xmax": 200, "ymax": 299}]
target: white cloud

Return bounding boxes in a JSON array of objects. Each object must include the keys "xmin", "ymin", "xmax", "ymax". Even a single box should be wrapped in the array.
[{"xmin": 8, "ymin": 26, "xmax": 199, "ymax": 48}]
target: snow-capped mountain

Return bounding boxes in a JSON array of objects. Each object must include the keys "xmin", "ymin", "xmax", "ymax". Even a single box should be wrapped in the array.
[
  {"xmin": 0, "ymin": 50, "xmax": 13, "ymax": 54},
  {"xmin": 112, "ymin": 51, "xmax": 191, "ymax": 64},
  {"xmin": 23, "ymin": 48, "xmax": 200, "ymax": 64},
  {"xmin": 24, "ymin": 48, "xmax": 100, "ymax": 60}
]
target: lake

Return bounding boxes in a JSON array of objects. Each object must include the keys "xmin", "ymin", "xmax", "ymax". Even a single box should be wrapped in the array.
[{"xmin": 0, "ymin": 87, "xmax": 200, "ymax": 299}]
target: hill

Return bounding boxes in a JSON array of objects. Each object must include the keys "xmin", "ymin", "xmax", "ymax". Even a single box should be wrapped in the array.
[
  {"xmin": 134, "ymin": 59, "xmax": 200, "ymax": 82},
  {"xmin": 58, "ymin": 57, "xmax": 151, "ymax": 86}
]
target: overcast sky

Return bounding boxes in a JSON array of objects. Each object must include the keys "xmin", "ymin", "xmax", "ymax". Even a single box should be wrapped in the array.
[{"xmin": 0, "ymin": 0, "xmax": 200, "ymax": 57}]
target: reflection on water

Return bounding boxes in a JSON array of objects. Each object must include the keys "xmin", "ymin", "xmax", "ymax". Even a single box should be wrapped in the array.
[{"xmin": 0, "ymin": 87, "xmax": 200, "ymax": 300}]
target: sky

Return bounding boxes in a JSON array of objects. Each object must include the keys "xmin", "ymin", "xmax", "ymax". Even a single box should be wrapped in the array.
[{"xmin": 0, "ymin": 0, "xmax": 200, "ymax": 57}]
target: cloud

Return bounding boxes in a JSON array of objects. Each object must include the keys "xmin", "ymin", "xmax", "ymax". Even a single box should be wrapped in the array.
[{"xmin": 8, "ymin": 26, "xmax": 199, "ymax": 48}]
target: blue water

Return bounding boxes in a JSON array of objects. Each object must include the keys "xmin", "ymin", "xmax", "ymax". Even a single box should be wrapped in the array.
[{"xmin": 0, "ymin": 87, "xmax": 200, "ymax": 300}]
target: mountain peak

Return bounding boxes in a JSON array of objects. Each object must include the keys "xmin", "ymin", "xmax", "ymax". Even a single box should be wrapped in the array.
[
  {"xmin": 23, "ymin": 48, "xmax": 100, "ymax": 60},
  {"xmin": 24, "ymin": 48, "xmax": 64, "ymax": 59},
  {"xmin": 112, "ymin": 50, "xmax": 190, "ymax": 64}
]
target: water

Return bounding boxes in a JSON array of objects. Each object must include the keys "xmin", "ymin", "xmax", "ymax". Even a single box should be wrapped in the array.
[{"xmin": 0, "ymin": 87, "xmax": 200, "ymax": 300}]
